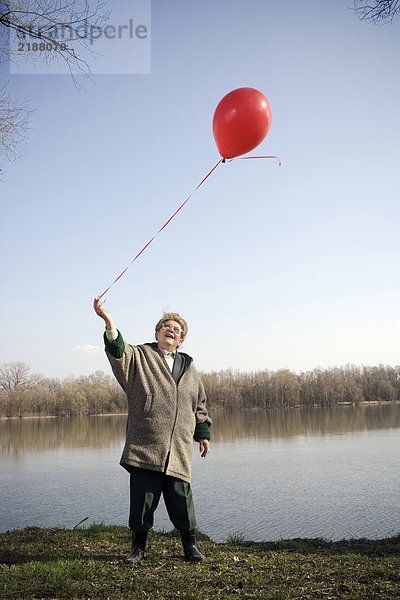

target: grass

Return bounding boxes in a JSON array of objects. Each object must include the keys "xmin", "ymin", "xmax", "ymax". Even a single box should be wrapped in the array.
[{"xmin": 0, "ymin": 525, "xmax": 399, "ymax": 599}]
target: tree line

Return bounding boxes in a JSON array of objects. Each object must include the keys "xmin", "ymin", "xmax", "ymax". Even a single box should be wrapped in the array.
[
  {"xmin": 0, "ymin": 361, "xmax": 399, "ymax": 418},
  {"xmin": 201, "ymin": 364, "xmax": 400, "ymax": 410},
  {"xmin": 0, "ymin": 364, "xmax": 126, "ymax": 418}
]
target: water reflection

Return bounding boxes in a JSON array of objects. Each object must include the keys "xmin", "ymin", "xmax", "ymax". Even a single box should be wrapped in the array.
[
  {"xmin": 0, "ymin": 415, "xmax": 126, "ymax": 456},
  {"xmin": 1, "ymin": 404, "xmax": 399, "ymax": 455},
  {"xmin": 213, "ymin": 404, "xmax": 400, "ymax": 442}
]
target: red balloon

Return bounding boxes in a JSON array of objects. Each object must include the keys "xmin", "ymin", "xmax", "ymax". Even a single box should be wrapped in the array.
[{"xmin": 212, "ymin": 87, "xmax": 272, "ymax": 159}]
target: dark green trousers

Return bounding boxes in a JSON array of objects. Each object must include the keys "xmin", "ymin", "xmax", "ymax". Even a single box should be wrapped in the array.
[{"xmin": 129, "ymin": 467, "xmax": 196, "ymax": 532}]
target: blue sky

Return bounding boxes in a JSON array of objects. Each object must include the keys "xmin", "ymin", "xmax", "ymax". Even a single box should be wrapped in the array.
[{"xmin": 1, "ymin": 0, "xmax": 399, "ymax": 378}]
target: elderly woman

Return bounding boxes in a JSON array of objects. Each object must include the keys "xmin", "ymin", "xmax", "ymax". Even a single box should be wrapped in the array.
[{"xmin": 93, "ymin": 298, "xmax": 212, "ymax": 564}]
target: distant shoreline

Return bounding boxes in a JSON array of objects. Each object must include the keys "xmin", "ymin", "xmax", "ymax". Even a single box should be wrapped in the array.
[
  {"xmin": 2, "ymin": 402, "xmax": 400, "ymax": 420},
  {"xmin": 0, "ymin": 412, "xmax": 128, "ymax": 421}
]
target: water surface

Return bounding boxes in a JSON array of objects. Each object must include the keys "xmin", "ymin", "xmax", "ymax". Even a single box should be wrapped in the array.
[{"xmin": 1, "ymin": 405, "xmax": 399, "ymax": 542}]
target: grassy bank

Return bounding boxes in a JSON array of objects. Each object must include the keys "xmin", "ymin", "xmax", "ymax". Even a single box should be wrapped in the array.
[{"xmin": 0, "ymin": 525, "xmax": 399, "ymax": 599}]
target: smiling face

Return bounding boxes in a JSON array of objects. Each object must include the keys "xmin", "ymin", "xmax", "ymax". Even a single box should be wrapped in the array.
[{"xmin": 155, "ymin": 320, "xmax": 184, "ymax": 352}]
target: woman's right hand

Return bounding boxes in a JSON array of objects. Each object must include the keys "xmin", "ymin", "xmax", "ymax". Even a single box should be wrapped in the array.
[{"xmin": 93, "ymin": 297, "xmax": 114, "ymax": 329}]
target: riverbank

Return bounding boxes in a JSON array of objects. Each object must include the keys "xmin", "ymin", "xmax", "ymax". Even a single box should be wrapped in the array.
[{"xmin": 1, "ymin": 525, "xmax": 399, "ymax": 599}]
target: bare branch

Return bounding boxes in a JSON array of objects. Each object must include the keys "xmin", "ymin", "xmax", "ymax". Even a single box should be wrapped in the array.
[
  {"xmin": 0, "ymin": 1, "xmax": 111, "ymax": 166},
  {"xmin": 354, "ymin": 0, "xmax": 400, "ymax": 23},
  {"xmin": 1, "ymin": 1, "xmax": 111, "ymax": 79},
  {"xmin": 0, "ymin": 83, "xmax": 32, "ymax": 161}
]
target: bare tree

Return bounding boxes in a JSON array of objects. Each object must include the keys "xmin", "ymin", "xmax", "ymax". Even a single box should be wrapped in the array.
[
  {"xmin": 0, "ymin": 83, "xmax": 31, "ymax": 161},
  {"xmin": 354, "ymin": 0, "xmax": 400, "ymax": 23},
  {"xmin": 0, "ymin": 1, "xmax": 110, "ymax": 165},
  {"xmin": 0, "ymin": 361, "xmax": 41, "ymax": 392}
]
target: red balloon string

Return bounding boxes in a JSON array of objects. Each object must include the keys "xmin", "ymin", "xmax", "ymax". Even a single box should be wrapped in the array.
[
  {"xmin": 97, "ymin": 157, "xmax": 223, "ymax": 300},
  {"xmin": 97, "ymin": 153, "xmax": 281, "ymax": 300},
  {"xmin": 226, "ymin": 155, "xmax": 282, "ymax": 166}
]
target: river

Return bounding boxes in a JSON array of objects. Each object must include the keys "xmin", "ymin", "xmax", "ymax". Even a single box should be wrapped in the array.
[{"xmin": 1, "ymin": 404, "xmax": 399, "ymax": 542}]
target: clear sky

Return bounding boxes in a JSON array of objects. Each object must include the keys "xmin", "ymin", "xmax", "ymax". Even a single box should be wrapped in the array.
[{"xmin": 1, "ymin": 0, "xmax": 399, "ymax": 379}]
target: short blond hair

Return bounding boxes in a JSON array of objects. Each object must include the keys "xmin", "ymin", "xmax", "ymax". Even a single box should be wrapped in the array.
[{"xmin": 155, "ymin": 312, "xmax": 188, "ymax": 342}]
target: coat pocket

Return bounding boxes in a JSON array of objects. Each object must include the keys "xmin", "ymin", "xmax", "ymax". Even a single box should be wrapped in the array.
[{"xmin": 143, "ymin": 393, "xmax": 153, "ymax": 416}]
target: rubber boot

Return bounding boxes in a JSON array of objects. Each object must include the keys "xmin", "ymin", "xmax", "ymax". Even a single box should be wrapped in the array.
[
  {"xmin": 123, "ymin": 531, "xmax": 147, "ymax": 565},
  {"xmin": 180, "ymin": 529, "xmax": 206, "ymax": 562}
]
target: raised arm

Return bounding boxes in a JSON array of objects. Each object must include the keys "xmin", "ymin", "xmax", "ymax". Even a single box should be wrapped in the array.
[{"xmin": 93, "ymin": 297, "xmax": 132, "ymax": 391}]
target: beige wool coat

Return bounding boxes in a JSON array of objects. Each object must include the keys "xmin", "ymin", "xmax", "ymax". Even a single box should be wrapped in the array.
[{"xmin": 106, "ymin": 339, "xmax": 211, "ymax": 483}]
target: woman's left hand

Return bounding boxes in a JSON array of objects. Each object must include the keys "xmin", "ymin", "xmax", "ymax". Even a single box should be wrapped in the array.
[{"xmin": 199, "ymin": 439, "xmax": 210, "ymax": 458}]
